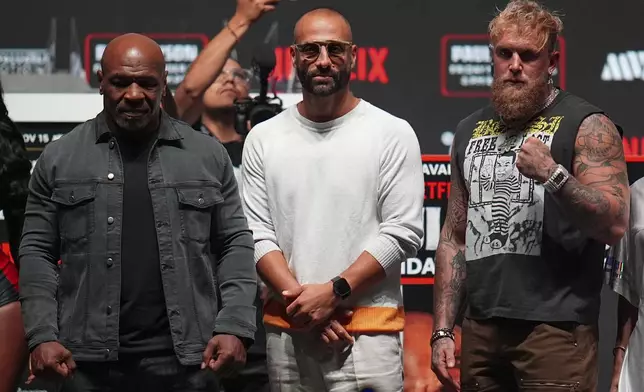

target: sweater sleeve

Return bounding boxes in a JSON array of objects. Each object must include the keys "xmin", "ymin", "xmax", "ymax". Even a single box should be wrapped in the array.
[
  {"xmin": 364, "ymin": 120, "xmax": 425, "ymax": 275},
  {"xmin": 241, "ymin": 133, "xmax": 281, "ymax": 263}
]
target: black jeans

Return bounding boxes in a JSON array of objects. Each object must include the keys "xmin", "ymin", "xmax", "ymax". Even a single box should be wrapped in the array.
[
  {"xmin": 61, "ymin": 355, "xmax": 219, "ymax": 392},
  {"xmin": 219, "ymin": 352, "xmax": 270, "ymax": 392}
]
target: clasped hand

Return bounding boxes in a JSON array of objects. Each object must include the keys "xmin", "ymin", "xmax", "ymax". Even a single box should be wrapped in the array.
[{"xmin": 283, "ymin": 283, "xmax": 354, "ymax": 345}]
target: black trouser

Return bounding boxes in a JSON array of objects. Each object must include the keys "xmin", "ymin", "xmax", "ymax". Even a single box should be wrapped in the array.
[
  {"xmin": 219, "ymin": 352, "xmax": 270, "ymax": 392},
  {"xmin": 61, "ymin": 354, "xmax": 218, "ymax": 392}
]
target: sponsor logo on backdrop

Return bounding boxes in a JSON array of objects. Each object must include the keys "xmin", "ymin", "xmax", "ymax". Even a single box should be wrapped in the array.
[
  {"xmin": 623, "ymin": 136, "xmax": 644, "ymax": 156},
  {"xmin": 84, "ymin": 33, "xmax": 208, "ymax": 89},
  {"xmin": 439, "ymin": 34, "xmax": 567, "ymax": 98},
  {"xmin": 601, "ymin": 51, "xmax": 644, "ymax": 81},
  {"xmin": 271, "ymin": 46, "xmax": 390, "ymax": 93},
  {"xmin": 0, "ymin": 48, "xmax": 54, "ymax": 74},
  {"xmin": 401, "ymin": 157, "xmax": 451, "ymax": 285}
]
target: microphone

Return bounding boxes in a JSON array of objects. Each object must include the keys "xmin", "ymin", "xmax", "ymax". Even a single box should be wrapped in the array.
[{"xmin": 251, "ymin": 45, "xmax": 277, "ymax": 102}]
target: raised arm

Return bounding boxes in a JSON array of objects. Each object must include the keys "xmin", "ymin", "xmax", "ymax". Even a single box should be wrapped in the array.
[
  {"xmin": 431, "ymin": 146, "xmax": 468, "ymax": 389},
  {"xmin": 555, "ymin": 114, "xmax": 629, "ymax": 244},
  {"xmin": 518, "ymin": 113, "xmax": 629, "ymax": 245},
  {"xmin": 174, "ymin": 0, "xmax": 278, "ymax": 125}
]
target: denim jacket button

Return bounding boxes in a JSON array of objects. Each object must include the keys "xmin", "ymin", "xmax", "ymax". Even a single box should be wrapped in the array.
[
  {"xmin": 107, "ymin": 173, "xmax": 115, "ymax": 180},
  {"xmin": 109, "ymin": 140, "xmax": 115, "ymax": 149},
  {"xmin": 107, "ymin": 217, "xmax": 114, "ymax": 224},
  {"xmin": 106, "ymin": 258, "xmax": 113, "ymax": 267}
]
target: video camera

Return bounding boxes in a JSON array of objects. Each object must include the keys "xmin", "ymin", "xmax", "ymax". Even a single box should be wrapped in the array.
[{"xmin": 233, "ymin": 45, "xmax": 283, "ymax": 136}]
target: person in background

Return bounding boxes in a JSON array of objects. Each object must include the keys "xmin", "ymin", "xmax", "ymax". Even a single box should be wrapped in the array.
[
  {"xmin": 242, "ymin": 8, "xmax": 424, "ymax": 392},
  {"xmin": 171, "ymin": 2, "xmax": 279, "ymax": 391},
  {"xmin": 606, "ymin": 177, "xmax": 644, "ymax": 392},
  {"xmin": 173, "ymin": 0, "xmax": 278, "ymax": 127},
  {"xmin": 19, "ymin": 33, "xmax": 257, "ymax": 392},
  {"xmin": 0, "ymin": 78, "xmax": 30, "ymax": 392},
  {"xmin": 0, "ymin": 78, "xmax": 31, "ymax": 267},
  {"xmin": 432, "ymin": 1, "xmax": 629, "ymax": 391}
]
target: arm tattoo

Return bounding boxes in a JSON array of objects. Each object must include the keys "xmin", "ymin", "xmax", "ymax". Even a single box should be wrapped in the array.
[
  {"xmin": 434, "ymin": 159, "xmax": 468, "ymax": 329},
  {"xmin": 553, "ymin": 113, "xmax": 629, "ymax": 243}
]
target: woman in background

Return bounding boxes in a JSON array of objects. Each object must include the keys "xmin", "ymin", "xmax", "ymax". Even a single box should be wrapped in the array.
[{"xmin": 0, "ymin": 78, "xmax": 31, "ymax": 392}]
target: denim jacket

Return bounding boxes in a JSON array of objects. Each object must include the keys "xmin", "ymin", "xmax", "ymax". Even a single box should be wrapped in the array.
[{"xmin": 19, "ymin": 111, "xmax": 257, "ymax": 365}]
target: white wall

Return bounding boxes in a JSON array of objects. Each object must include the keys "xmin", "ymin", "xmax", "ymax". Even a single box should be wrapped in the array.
[{"xmin": 5, "ymin": 93, "xmax": 303, "ymax": 123}]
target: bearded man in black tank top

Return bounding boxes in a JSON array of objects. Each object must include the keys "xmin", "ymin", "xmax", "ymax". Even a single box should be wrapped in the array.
[{"xmin": 432, "ymin": 1, "xmax": 630, "ymax": 391}]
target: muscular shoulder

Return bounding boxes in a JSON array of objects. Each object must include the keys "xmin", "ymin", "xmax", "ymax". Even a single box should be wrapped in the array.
[{"xmin": 574, "ymin": 113, "xmax": 624, "ymax": 163}]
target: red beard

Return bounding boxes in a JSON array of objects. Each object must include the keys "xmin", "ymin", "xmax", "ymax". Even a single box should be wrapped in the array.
[{"xmin": 491, "ymin": 75, "xmax": 550, "ymax": 126}]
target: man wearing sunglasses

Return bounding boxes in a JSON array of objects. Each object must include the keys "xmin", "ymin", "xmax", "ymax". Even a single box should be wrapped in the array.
[{"xmin": 241, "ymin": 7, "xmax": 424, "ymax": 392}]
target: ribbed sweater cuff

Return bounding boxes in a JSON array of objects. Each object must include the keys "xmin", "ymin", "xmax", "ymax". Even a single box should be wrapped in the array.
[
  {"xmin": 254, "ymin": 240, "xmax": 281, "ymax": 263},
  {"xmin": 364, "ymin": 236, "xmax": 402, "ymax": 274}
]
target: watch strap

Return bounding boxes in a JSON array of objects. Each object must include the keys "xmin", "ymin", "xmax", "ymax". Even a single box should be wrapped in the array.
[
  {"xmin": 543, "ymin": 164, "xmax": 569, "ymax": 194},
  {"xmin": 431, "ymin": 328, "xmax": 455, "ymax": 345}
]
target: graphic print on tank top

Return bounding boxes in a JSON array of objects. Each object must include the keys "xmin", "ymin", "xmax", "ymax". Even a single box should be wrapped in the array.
[{"xmin": 462, "ymin": 115, "xmax": 564, "ymax": 260}]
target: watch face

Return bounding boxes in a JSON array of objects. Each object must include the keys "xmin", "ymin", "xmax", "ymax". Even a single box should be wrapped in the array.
[
  {"xmin": 334, "ymin": 278, "xmax": 351, "ymax": 298},
  {"xmin": 554, "ymin": 173, "xmax": 564, "ymax": 183}
]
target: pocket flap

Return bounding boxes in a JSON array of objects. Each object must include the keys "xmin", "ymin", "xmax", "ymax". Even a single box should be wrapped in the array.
[
  {"xmin": 52, "ymin": 184, "xmax": 97, "ymax": 206},
  {"xmin": 176, "ymin": 187, "xmax": 223, "ymax": 209}
]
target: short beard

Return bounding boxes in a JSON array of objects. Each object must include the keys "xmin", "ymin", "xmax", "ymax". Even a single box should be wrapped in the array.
[
  {"xmin": 491, "ymin": 74, "xmax": 551, "ymax": 126},
  {"xmin": 298, "ymin": 66, "xmax": 351, "ymax": 97},
  {"xmin": 114, "ymin": 115, "xmax": 152, "ymax": 132}
]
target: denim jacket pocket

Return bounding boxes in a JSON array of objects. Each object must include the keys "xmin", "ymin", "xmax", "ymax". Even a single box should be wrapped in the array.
[
  {"xmin": 176, "ymin": 186, "xmax": 223, "ymax": 242},
  {"xmin": 51, "ymin": 183, "xmax": 97, "ymax": 241}
]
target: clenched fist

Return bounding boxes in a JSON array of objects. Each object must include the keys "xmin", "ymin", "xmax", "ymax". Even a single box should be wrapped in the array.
[
  {"xmin": 516, "ymin": 137, "xmax": 558, "ymax": 183},
  {"xmin": 234, "ymin": 0, "xmax": 280, "ymax": 25},
  {"xmin": 30, "ymin": 341, "xmax": 76, "ymax": 381}
]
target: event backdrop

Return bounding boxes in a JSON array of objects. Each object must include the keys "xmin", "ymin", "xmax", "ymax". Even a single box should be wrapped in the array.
[
  {"xmin": 0, "ymin": 0, "xmax": 643, "ymax": 153},
  {"xmin": 0, "ymin": 0, "xmax": 641, "ymax": 390}
]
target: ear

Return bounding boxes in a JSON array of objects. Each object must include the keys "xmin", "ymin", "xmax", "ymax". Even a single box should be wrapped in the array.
[
  {"xmin": 548, "ymin": 51, "xmax": 560, "ymax": 75},
  {"xmin": 162, "ymin": 70, "xmax": 168, "ymax": 97},
  {"xmin": 290, "ymin": 45, "xmax": 297, "ymax": 68},
  {"xmin": 350, "ymin": 44, "xmax": 357, "ymax": 70},
  {"xmin": 97, "ymin": 70, "xmax": 104, "ymax": 95}
]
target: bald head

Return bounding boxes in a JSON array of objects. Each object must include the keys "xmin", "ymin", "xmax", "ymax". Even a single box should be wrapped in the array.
[
  {"xmin": 101, "ymin": 33, "xmax": 166, "ymax": 75},
  {"xmin": 97, "ymin": 33, "xmax": 167, "ymax": 133},
  {"xmin": 294, "ymin": 8, "xmax": 353, "ymax": 44}
]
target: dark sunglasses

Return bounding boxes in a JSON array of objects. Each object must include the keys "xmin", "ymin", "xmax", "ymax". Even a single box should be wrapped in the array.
[{"xmin": 291, "ymin": 40, "xmax": 353, "ymax": 61}]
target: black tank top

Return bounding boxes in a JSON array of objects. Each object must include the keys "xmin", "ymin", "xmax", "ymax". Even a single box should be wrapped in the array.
[{"xmin": 451, "ymin": 90, "xmax": 622, "ymax": 324}]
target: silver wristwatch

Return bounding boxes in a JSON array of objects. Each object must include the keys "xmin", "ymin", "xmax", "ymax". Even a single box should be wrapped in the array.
[{"xmin": 543, "ymin": 164, "xmax": 570, "ymax": 194}]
